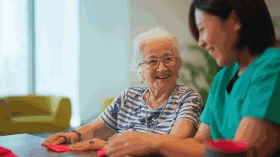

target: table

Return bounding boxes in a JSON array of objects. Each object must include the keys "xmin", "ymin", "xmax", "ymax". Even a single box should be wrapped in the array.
[{"xmin": 0, "ymin": 134, "xmax": 99, "ymax": 157}]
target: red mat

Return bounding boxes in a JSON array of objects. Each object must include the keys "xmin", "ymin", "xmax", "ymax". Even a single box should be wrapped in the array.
[
  {"xmin": 0, "ymin": 146, "xmax": 18, "ymax": 157},
  {"xmin": 206, "ymin": 140, "xmax": 249, "ymax": 152},
  {"xmin": 46, "ymin": 144, "xmax": 70, "ymax": 152}
]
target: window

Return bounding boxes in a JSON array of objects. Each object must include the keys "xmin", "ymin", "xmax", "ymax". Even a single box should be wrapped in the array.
[
  {"xmin": 0, "ymin": 0, "xmax": 80, "ymax": 128},
  {"xmin": 0, "ymin": 0, "xmax": 29, "ymax": 96}
]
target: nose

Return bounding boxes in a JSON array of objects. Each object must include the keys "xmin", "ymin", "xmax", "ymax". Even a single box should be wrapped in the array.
[
  {"xmin": 198, "ymin": 37, "xmax": 206, "ymax": 48},
  {"xmin": 157, "ymin": 60, "xmax": 168, "ymax": 71}
]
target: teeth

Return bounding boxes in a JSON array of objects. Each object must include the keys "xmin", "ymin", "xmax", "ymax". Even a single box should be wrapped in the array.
[{"xmin": 157, "ymin": 75, "xmax": 168, "ymax": 79}]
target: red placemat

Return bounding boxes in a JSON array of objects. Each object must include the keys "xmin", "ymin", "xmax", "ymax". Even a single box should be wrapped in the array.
[
  {"xmin": 0, "ymin": 146, "xmax": 18, "ymax": 157},
  {"xmin": 46, "ymin": 144, "xmax": 70, "ymax": 152},
  {"xmin": 206, "ymin": 140, "xmax": 249, "ymax": 152},
  {"xmin": 97, "ymin": 148, "xmax": 107, "ymax": 157}
]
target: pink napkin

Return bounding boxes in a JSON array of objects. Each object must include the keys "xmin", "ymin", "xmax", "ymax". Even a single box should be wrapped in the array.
[
  {"xmin": 0, "ymin": 146, "xmax": 18, "ymax": 157},
  {"xmin": 46, "ymin": 144, "xmax": 70, "ymax": 152},
  {"xmin": 97, "ymin": 148, "xmax": 107, "ymax": 157}
]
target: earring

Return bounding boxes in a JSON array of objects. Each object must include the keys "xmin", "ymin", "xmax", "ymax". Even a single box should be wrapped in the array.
[{"xmin": 141, "ymin": 80, "xmax": 145, "ymax": 84}]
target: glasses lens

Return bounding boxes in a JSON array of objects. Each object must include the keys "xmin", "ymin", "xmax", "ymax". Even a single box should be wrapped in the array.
[
  {"xmin": 144, "ymin": 56, "xmax": 177, "ymax": 69},
  {"xmin": 145, "ymin": 59, "xmax": 158, "ymax": 69},
  {"xmin": 163, "ymin": 57, "xmax": 176, "ymax": 66}
]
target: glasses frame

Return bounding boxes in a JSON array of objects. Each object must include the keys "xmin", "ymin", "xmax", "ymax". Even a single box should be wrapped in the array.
[{"xmin": 138, "ymin": 56, "xmax": 179, "ymax": 70}]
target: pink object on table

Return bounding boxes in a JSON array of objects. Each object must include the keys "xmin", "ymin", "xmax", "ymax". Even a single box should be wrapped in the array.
[
  {"xmin": 0, "ymin": 146, "xmax": 18, "ymax": 157},
  {"xmin": 46, "ymin": 144, "xmax": 70, "ymax": 152},
  {"xmin": 206, "ymin": 140, "xmax": 249, "ymax": 152},
  {"xmin": 97, "ymin": 148, "xmax": 107, "ymax": 157}
]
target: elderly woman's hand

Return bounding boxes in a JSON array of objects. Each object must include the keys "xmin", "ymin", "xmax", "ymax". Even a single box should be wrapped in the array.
[
  {"xmin": 105, "ymin": 131, "xmax": 160, "ymax": 157},
  {"xmin": 41, "ymin": 132, "xmax": 76, "ymax": 146},
  {"xmin": 69, "ymin": 138, "xmax": 108, "ymax": 151}
]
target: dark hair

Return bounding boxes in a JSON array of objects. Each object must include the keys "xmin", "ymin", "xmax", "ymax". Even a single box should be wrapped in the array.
[{"xmin": 189, "ymin": 0, "xmax": 276, "ymax": 56}]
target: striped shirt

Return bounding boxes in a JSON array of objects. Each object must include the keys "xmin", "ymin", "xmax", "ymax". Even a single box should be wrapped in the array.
[{"xmin": 99, "ymin": 84, "xmax": 202, "ymax": 135}]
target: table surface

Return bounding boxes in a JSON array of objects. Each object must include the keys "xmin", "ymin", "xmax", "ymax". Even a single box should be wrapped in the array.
[{"xmin": 0, "ymin": 133, "xmax": 99, "ymax": 157}]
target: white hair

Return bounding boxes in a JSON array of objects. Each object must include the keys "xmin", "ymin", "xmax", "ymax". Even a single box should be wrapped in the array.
[{"xmin": 131, "ymin": 28, "xmax": 183, "ymax": 78}]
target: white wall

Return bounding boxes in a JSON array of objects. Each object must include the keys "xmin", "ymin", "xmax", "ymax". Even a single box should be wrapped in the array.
[
  {"xmin": 80, "ymin": 0, "xmax": 130, "ymax": 124},
  {"xmin": 35, "ymin": 0, "xmax": 80, "ymax": 127}
]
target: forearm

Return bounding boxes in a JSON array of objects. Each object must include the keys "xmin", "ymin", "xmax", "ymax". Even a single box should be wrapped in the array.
[
  {"xmin": 75, "ymin": 124, "xmax": 96, "ymax": 141},
  {"xmin": 152, "ymin": 133, "xmax": 186, "ymax": 140},
  {"xmin": 154, "ymin": 137, "xmax": 205, "ymax": 157},
  {"xmin": 75, "ymin": 118, "xmax": 115, "ymax": 141},
  {"xmin": 152, "ymin": 122, "xmax": 210, "ymax": 156},
  {"xmin": 105, "ymin": 132, "xmax": 205, "ymax": 157}
]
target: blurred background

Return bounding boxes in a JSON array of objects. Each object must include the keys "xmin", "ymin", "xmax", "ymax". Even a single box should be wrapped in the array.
[{"xmin": 0, "ymin": 0, "xmax": 279, "ymax": 132}]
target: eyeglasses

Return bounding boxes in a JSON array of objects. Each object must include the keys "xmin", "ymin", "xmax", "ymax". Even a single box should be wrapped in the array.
[{"xmin": 138, "ymin": 56, "xmax": 179, "ymax": 70}]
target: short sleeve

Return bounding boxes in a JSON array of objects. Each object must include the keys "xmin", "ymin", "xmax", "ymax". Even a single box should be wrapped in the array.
[
  {"xmin": 241, "ymin": 67, "xmax": 280, "ymax": 125},
  {"xmin": 176, "ymin": 93, "xmax": 202, "ymax": 129},
  {"xmin": 99, "ymin": 90, "xmax": 126, "ymax": 132}
]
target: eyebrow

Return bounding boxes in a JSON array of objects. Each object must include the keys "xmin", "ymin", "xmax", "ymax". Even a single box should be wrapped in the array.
[{"xmin": 146, "ymin": 53, "xmax": 171, "ymax": 59}]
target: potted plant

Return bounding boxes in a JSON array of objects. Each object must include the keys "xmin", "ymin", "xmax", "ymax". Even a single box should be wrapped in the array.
[{"xmin": 178, "ymin": 44, "xmax": 220, "ymax": 105}]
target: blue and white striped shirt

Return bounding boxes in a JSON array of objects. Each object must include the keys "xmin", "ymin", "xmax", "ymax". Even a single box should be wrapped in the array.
[{"xmin": 99, "ymin": 85, "xmax": 202, "ymax": 135}]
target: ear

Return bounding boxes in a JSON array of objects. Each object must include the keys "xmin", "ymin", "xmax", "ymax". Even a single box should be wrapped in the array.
[
  {"xmin": 233, "ymin": 19, "xmax": 241, "ymax": 31},
  {"xmin": 228, "ymin": 10, "xmax": 241, "ymax": 31}
]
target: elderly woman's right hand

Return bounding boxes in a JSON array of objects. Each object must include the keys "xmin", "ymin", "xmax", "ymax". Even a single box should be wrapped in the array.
[{"xmin": 41, "ymin": 132, "xmax": 77, "ymax": 146}]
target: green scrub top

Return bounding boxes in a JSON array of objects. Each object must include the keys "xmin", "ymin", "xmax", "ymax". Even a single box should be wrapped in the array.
[{"xmin": 200, "ymin": 47, "xmax": 280, "ymax": 140}]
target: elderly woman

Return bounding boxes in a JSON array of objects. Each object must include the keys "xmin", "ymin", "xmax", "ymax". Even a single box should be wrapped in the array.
[
  {"xmin": 41, "ymin": 28, "xmax": 202, "ymax": 151},
  {"xmin": 106, "ymin": 0, "xmax": 280, "ymax": 157}
]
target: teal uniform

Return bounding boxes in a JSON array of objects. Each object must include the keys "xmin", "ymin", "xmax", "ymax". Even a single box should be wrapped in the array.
[{"xmin": 200, "ymin": 47, "xmax": 280, "ymax": 140}]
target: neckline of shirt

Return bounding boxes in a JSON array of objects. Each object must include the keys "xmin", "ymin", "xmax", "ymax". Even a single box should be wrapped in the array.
[{"xmin": 140, "ymin": 85, "xmax": 178, "ymax": 110}]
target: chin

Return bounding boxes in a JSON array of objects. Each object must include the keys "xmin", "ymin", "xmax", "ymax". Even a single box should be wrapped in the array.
[
  {"xmin": 217, "ymin": 61, "xmax": 226, "ymax": 67},
  {"xmin": 216, "ymin": 57, "xmax": 237, "ymax": 67}
]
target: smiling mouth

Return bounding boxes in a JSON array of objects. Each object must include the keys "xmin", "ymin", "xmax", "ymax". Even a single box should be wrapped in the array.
[
  {"xmin": 156, "ymin": 75, "xmax": 169, "ymax": 79},
  {"xmin": 207, "ymin": 48, "xmax": 214, "ymax": 55}
]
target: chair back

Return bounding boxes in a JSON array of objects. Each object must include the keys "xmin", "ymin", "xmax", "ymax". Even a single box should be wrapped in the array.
[{"xmin": 100, "ymin": 97, "xmax": 115, "ymax": 114}]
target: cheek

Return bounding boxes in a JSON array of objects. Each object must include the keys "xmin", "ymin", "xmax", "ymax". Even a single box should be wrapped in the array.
[
  {"xmin": 144, "ymin": 70, "xmax": 155, "ymax": 80},
  {"xmin": 169, "ymin": 66, "xmax": 179, "ymax": 78},
  {"xmin": 204, "ymin": 22, "xmax": 217, "ymax": 43},
  {"xmin": 208, "ymin": 28, "xmax": 225, "ymax": 46},
  {"xmin": 223, "ymin": 31, "xmax": 238, "ymax": 51}
]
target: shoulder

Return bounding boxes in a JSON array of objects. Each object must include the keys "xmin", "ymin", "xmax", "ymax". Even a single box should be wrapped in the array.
[
  {"xmin": 261, "ymin": 47, "xmax": 280, "ymax": 58},
  {"xmin": 126, "ymin": 86, "xmax": 147, "ymax": 94},
  {"xmin": 254, "ymin": 47, "xmax": 280, "ymax": 65},
  {"xmin": 124, "ymin": 86, "xmax": 147, "ymax": 99},
  {"xmin": 175, "ymin": 85, "xmax": 202, "ymax": 102},
  {"xmin": 251, "ymin": 47, "xmax": 280, "ymax": 74},
  {"xmin": 176, "ymin": 85, "xmax": 199, "ymax": 95},
  {"xmin": 114, "ymin": 87, "xmax": 146, "ymax": 100}
]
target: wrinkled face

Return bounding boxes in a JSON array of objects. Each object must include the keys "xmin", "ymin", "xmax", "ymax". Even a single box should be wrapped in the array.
[
  {"xmin": 139, "ymin": 40, "xmax": 179, "ymax": 91},
  {"xmin": 195, "ymin": 9, "xmax": 241, "ymax": 67}
]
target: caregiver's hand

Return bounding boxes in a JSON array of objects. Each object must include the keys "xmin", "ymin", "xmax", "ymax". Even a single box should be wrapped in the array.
[
  {"xmin": 70, "ymin": 138, "xmax": 108, "ymax": 151},
  {"xmin": 41, "ymin": 132, "xmax": 76, "ymax": 145},
  {"xmin": 105, "ymin": 131, "xmax": 159, "ymax": 157}
]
